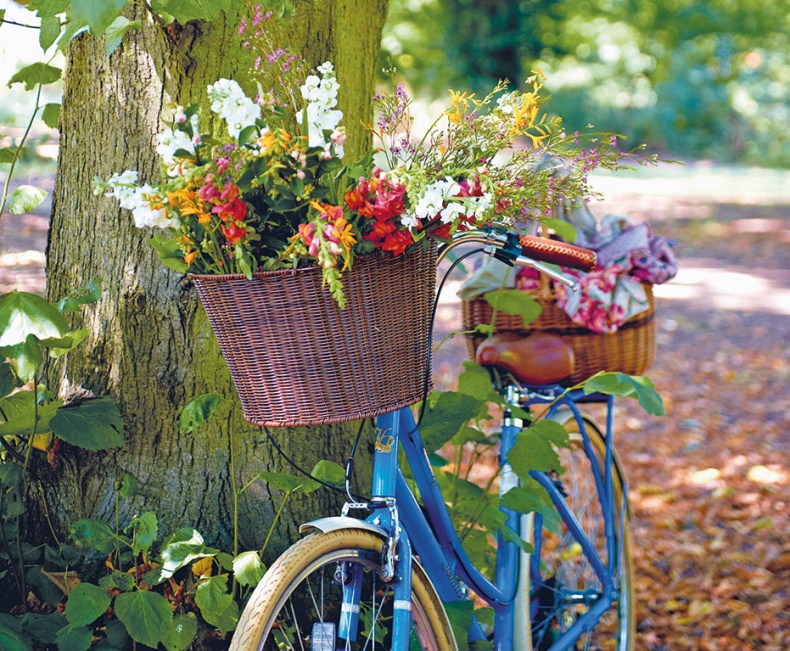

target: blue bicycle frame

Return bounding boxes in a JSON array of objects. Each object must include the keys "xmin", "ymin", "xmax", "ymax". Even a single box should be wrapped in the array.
[{"xmin": 357, "ymin": 389, "xmax": 625, "ymax": 651}]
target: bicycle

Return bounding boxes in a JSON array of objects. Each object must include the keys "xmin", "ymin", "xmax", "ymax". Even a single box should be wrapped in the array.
[{"xmin": 229, "ymin": 228, "xmax": 636, "ymax": 651}]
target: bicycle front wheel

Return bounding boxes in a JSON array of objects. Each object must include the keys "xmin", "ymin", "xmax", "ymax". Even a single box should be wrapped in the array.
[
  {"xmin": 529, "ymin": 411, "xmax": 635, "ymax": 651},
  {"xmin": 230, "ymin": 529, "xmax": 456, "ymax": 651}
]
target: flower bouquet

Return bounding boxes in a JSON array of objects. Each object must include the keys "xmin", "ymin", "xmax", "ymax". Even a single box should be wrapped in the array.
[{"xmin": 94, "ymin": 19, "xmax": 645, "ymax": 425}]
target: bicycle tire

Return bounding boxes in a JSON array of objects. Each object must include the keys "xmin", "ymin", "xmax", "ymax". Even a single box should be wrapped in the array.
[
  {"xmin": 230, "ymin": 529, "xmax": 456, "ymax": 651},
  {"xmin": 527, "ymin": 410, "xmax": 635, "ymax": 651}
]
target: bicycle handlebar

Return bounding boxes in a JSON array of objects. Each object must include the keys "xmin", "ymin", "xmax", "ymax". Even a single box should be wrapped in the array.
[{"xmin": 437, "ymin": 228, "xmax": 597, "ymax": 291}]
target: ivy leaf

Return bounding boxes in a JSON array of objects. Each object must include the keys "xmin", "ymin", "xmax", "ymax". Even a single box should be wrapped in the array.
[
  {"xmin": 179, "ymin": 393, "xmax": 221, "ymax": 433},
  {"xmin": 542, "ymin": 217, "xmax": 578, "ymax": 243},
  {"xmin": 161, "ymin": 612, "xmax": 198, "ymax": 651},
  {"xmin": 158, "ymin": 528, "xmax": 217, "ymax": 579},
  {"xmin": 27, "ymin": 0, "xmax": 70, "ymax": 16},
  {"xmin": 0, "ymin": 146, "xmax": 18, "ymax": 163},
  {"xmin": 0, "ymin": 291, "xmax": 67, "ymax": 347},
  {"xmin": 309, "ymin": 459, "xmax": 345, "ymax": 490},
  {"xmin": 0, "ymin": 613, "xmax": 34, "ymax": 651},
  {"xmin": 126, "ymin": 511, "xmax": 158, "ymax": 556},
  {"xmin": 419, "ymin": 390, "xmax": 487, "ymax": 453},
  {"xmin": 39, "ymin": 328, "xmax": 90, "ymax": 358},
  {"xmin": 8, "ymin": 184, "xmax": 48, "ymax": 215},
  {"xmin": 7, "ymin": 62, "xmax": 62, "ymax": 90},
  {"xmin": 149, "ymin": 235, "xmax": 188, "ymax": 272},
  {"xmin": 0, "ymin": 391, "xmax": 61, "ymax": 437},
  {"xmin": 194, "ymin": 575, "xmax": 239, "ymax": 635},
  {"xmin": 114, "ymin": 590, "xmax": 173, "ymax": 648},
  {"xmin": 41, "ymin": 102, "xmax": 61, "ymax": 129},
  {"xmin": 0, "ymin": 361, "xmax": 15, "ymax": 397},
  {"xmin": 70, "ymin": 519, "xmax": 118, "ymax": 555},
  {"xmin": 55, "ymin": 279, "xmax": 102, "ymax": 313},
  {"xmin": 71, "ymin": 0, "xmax": 129, "ymax": 36},
  {"xmin": 507, "ymin": 420, "xmax": 570, "ymax": 478},
  {"xmin": 484, "ymin": 289, "xmax": 542, "ymax": 328},
  {"xmin": 256, "ymin": 470, "xmax": 316, "ymax": 494},
  {"xmin": 457, "ymin": 361, "xmax": 500, "ymax": 403},
  {"xmin": 104, "ymin": 16, "xmax": 141, "ymax": 56},
  {"xmin": 99, "ymin": 572, "xmax": 135, "ymax": 592},
  {"xmin": 64, "ymin": 582, "xmax": 112, "ymax": 628},
  {"xmin": 50, "ymin": 398, "xmax": 125, "ymax": 450},
  {"xmin": 232, "ymin": 550, "xmax": 264, "ymax": 588},
  {"xmin": 39, "ymin": 15, "xmax": 62, "ymax": 50},
  {"xmin": 54, "ymin": 625, "xmax": 93, "ymax": 651},
  {"xmin": 18, "ymin": 611, "xmax": 67, "ymax": 646},
  {"xmin": 583, "ymin": 372, "xmax": 665, "ymax": 416}
]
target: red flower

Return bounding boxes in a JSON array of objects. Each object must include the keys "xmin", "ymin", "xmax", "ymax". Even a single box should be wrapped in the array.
[
  {"xmin": 381, "ymin": 229, "xmax": 413, "ymax": 256},
  {"xmin": 212, "ymin": 198, "xmax": 247, "ymax": 223},
  {"xmin": 221, "ymin": 221, "xmax": 246, "ymax": 242}
]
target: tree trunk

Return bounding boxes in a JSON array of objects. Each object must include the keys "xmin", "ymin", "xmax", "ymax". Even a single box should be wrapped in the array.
[{"xmin": 39, "ymin": 1, "xmax": 389, "ymax": 556}]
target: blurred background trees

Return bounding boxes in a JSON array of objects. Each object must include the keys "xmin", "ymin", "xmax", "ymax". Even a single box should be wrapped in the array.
[{"xmin": 381, "ymin": 0, "xmax": 790, "ymax": 167}]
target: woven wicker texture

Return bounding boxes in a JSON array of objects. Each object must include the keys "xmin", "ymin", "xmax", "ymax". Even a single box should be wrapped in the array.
[
  {"xmin": 462, "ymin": 285, "xmax": 656, "ymax": 384},
  {"xmin": 192, "ymin": 244, "xmax": 436, "ymax": 427}
]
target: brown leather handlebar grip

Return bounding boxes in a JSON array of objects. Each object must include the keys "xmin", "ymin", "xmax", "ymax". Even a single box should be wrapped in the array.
[{"xmin": 518, "ymin": 235, "xmax": 597, "ymax": 272}]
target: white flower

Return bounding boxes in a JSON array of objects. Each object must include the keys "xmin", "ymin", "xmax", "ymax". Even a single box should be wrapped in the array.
[
  {"xmin": 296, "ymin": 63, "xmax": 344, "ymax": 150},
  {"xmin": 126, "ymin": 184, "xmax": 178, "ymax": 229},
  {"xmin": 156, "ymin": 128, "xmax": 194, "ymax": 165},
  {"xmin": 207, "ymin": 78, "xmax": 261, "ymax": 138},
  {"xmin": 440, "ymin": 201, "xmax": 465, "ymax": 224},
  {"xmin": 317, "ymin": 61, "xmax": 334, "ymax": 75}
]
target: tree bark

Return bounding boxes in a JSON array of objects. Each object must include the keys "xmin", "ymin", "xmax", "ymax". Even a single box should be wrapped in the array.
[{"xmin": 39, "ymin": 1, "xmax": 389, "ymax": 556}]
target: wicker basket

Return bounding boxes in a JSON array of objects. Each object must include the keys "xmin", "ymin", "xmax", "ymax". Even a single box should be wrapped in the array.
[
  {"xmin": 462, "ymin": 284, "xmax": 656, "ymax": 384},
  {"xmin": 191, "ymin": 244, "xmax": 436, "ymax": 427}
]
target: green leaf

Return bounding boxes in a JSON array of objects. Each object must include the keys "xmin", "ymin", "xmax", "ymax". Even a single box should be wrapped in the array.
[
  {"xmin": 19, "ymin": 611, "xmax": 67, "ymax": 645},
  {"xmin": 0, "ymin": 460, "xmax": 23, "ymax": 488},
  {"xmin": 149, "ymin": 235, "xmax": 188, "ymax": 272},
  {"xmin": 508, "ymin": 420, "xmax": 570, "ymax": 478},
  {"xmin": 127, "ymin": 511, "xmax": 158, "ymax": 556},
  {"xmin": 0, "ymin": 291, "xmax": 68, "ymax": 347},
  {"xmin": 256, "ymin": 470, "xmax": 316, "ymax": 494},
  {"xmin": 104, "ymin": 618, "xmax": 130, "ymax": 648},
  {"xmin": 232, "ymin": 550, "xmax": 264, "ymax": 587},
  {"xmin": 39, "ymin": 328, "xmax": 90, "ymax": 358},
  {"xmin": 41, "ymin": 103, "xmax": 61, "ymax": 129},
  {"xmin": 0, "ymin": 391, "xmax": 60, "ymax": 437},
  {"xmin": 0, "ymin": 10, "xmax": 5, "ymax": 26},
  {"xmin": 56, "ymin": 279, "xmax": 102, "ymax": 313},
  {"xmin": 0, "ymin": 147, "xmax": 17, "ymax": 164},
  {"xmin": 28, "ymin": 0, "xmax": 70, "ymax": 16},
  {"xmin": 0, "ymin": 613, "xmax": 34, "ymax": 651},
  {"xmin": 8, "ymin": 185, "xmax": 48, "ymax": 215},
  {"xmin": 39, "ymin": 15, "xmax": 62, "ymax": 50},
  {"xmin": 65, "ymin": 582, "xmax": 112, "ymax": 628},
  {"xmin": 309, "ymin": 459, "xmax": 345, "ymax": 490},
  {"xmin": 7, "ymin": 62, "xmax": 62, "ymax": 90},
  {"xmin": 456, "ymin": 361, "xmax": 500, "ymax": 403},
  {"xmin": 443, "ymin": 600, "xmax": 474, "ymax": 651},
  {"xmin": 178, "ymin": 393, "xmax": 221, "ymax": 433},
  {"xmin": 161, "ymin": 612, "xmax": 198, "ymax": 651},
  {"xmin": 99, "ymin": 571, "xmax": 135, "ymax": 592},
  {"xmin": 71, "ymin": 0, "xmax": 128, "ymax": 36},
  {"xmin": 158, "ymin": 528, "xmax": 217, "ymax": 579},
  {"xmin": 116, "ymin": 473, "xmax": 137, "ymax": 499},
  {"xmin": 583, "ymin": 372, "xmax": 665, "ymax": 416},
  {"xmin": 484, "ymin": 289, "xmax": 542, "ymax": 328},
  {"xmin": 55, "ymin": 625, "xmax": 92, "ymax": 651},
  {"xmin": 542, "ymin": 217, "xmax": 577, "ymax": 243},
  {"xmin": 69, "ymin": 519, "xmax": 118, "ymax": 555},
  {"xmin": 419, "ymin": 391, "xmax": 487, "ymax": 453},
  {"xmin": 1, "ymin": 361, "xmax": 17, "ymax": 397},
  {"xmin": 0, "ymin": 337, "xmax": 43, "ymax": 383},
  {"xmin": 114, "ymin": 590, "xmax": 173, "ymax": 648},
  {"xmin": 104, "ymin": 16, "xmax": 141, "ymax": 56},
  {"xmin": 500, "ymin": 483, "xmax": 560, "ymax": 533},
  {"xmin": 50, "ymin": 398, "xmax": 125, "ymax": 450},
  {"xmin": 194, "ymin": 574, "xmax": 238, "ymax": 635}
]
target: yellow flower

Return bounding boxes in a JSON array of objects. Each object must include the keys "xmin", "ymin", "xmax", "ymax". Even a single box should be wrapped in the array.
[{"xmin": 446, "ymin": 89, "xmax": 476, "ymax": 125}]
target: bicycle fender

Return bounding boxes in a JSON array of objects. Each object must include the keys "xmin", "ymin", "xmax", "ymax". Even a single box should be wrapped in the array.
[{"xmin": 299, "ymin": 516, "xmax": 388, "ymax": 539}]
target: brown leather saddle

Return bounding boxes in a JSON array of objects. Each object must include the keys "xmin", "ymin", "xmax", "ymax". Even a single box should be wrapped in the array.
[{"xmin": 475, "ymin": 332, "xmax": 575, "ymax": 385}]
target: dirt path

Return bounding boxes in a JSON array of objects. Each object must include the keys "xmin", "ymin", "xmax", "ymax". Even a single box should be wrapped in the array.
[{"xmin": 1, "ymin": 165, "xmax": 789, "ymax": 649}]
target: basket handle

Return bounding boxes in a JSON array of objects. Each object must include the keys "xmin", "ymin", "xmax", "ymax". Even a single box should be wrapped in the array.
[{"xmin": 518, "ymin": 235, "xmax": 597, "ymax": 272}]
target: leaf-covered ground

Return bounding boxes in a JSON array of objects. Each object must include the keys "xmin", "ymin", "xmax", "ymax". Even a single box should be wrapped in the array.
[{"xmin": 1, "ymin": 165, "xmax": 789, "ymax": 649}]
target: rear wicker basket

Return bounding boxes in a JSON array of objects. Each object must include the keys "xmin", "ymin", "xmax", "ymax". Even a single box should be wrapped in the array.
[
  {"xmin": 462, "ymin": 284, "xmax": 656, "ymax": 384},
  {"xmin": 191, "ymin": 244, "xmax": 436, "ymax": 427}
]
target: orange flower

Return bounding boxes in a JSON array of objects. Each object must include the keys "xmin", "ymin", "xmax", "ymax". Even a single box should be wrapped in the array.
[{"xmin": 184, "ymin": 250, "xmax": 198, "ymax": 265}]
